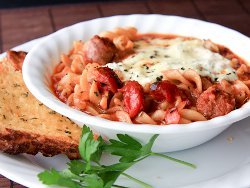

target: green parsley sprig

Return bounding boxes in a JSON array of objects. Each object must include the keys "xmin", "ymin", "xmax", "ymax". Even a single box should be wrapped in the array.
[{"xmin": 38, "ymin": 125, "xmax": 196, "ymax": 188}]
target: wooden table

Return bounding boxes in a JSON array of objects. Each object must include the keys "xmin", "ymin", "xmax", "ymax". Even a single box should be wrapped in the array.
[{"xmin": 0, "ymin": 0, "xmax": 249, "ymax": 187}]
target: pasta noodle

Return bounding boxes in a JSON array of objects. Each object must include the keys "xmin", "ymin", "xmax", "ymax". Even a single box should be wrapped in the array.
[
  {"xmin": 89, "ymin": 81, "xmax": 101, "ymax": 106},
  {"xmin": 135, "ymin": 112, "xmax": 156, "ymax": 124},
  {"xmin": 179, "ymin": 109, "xmax": 207, "ymax": 121},
  {"xmin": 51, "ymin": 27, "xmax": 250, "ymax": 126},
  {"xmin": 99, "ymin": 91, "xmax": 109, "ymax": 110},
  {"xmin": 151, "ymin": 110, "xmax": 166, "ymax": 122},
  {"xmin": 183, "ymin": 69, "xmax": 203, "ymax": 93},
  {"xmin": 163, "ymin": 69, "xmax": 193, "ymax": 89},
  {"xmin": 115, "ymin": 111, "xmax": 132, "ymax": 123},
  {"xmin": 179, "ymin": 118, "xmax": 192, "ymax": 124},
  {"xmin": 113, "ymin": 36, "xmax": 133, "ymax": 51},
  {"xmin": 99, "ymin": 27, "xmax": 137, "ymax": 51}
]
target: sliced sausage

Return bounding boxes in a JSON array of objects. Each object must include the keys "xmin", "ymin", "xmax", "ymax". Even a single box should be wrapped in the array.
[
  {"xmin": 91, "ymin": 67, "xmax": 123, "ymax": 93},
  {"xmin": 83, "ymin": 35, "xmax": 117, "ymax": 65},
  {"xmin": 150, "ymin": 81, "xmax": 179, "ymax": 103},
  {"xmin": 120, "ymin": 81, "xmax": 144, "ymax": 118},
  {"xmin": 196, "ymin": 86, "xmax": 235, "ymax": 119}
]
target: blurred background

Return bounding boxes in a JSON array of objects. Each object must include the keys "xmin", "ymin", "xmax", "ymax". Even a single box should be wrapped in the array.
[{"xmin": 0, "ymin": 0, "xmax": 250, "ymax": 187}]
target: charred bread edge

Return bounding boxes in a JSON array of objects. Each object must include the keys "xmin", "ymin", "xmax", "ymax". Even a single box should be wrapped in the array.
[{"xmin": 0, "ymin": 128, "xmax": 80, "ymax": 159}]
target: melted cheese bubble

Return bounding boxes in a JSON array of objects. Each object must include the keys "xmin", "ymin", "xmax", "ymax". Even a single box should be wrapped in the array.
[{"xmin": 106, "ymin": 38, "xmax": 237, "ymax": 86}]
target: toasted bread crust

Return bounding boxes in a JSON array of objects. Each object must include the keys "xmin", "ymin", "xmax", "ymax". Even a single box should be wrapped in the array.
[
  {"xmin": 0, "ymin": 51, "xmax": 82, "ymax": 159},
  {"xmin": 6, "ymin": 50, "xmax": 27, "ymax": 71},
  {"xmin": 0, "ymin": 129, "xmax": 80, "ymax": 159}
]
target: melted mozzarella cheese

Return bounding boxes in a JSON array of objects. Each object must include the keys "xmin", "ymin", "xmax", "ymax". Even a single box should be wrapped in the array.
[{"xmin": 106, "ymin": 37, "xmax": 237, "ymax": 86}]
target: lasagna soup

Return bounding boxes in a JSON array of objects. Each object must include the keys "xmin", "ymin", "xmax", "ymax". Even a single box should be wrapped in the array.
[{"xmin": 51, "ymin": 27, "xmax": 250, "ymax": 125}]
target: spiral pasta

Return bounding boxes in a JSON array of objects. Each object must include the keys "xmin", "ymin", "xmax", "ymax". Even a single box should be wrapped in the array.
[
  {"xmin": 99, "ymin": 27, "xmax": 137, "ymax": 51},
  {"xmin": 51, "ymin": 27, "xmax": 250, "ymax": 126}
]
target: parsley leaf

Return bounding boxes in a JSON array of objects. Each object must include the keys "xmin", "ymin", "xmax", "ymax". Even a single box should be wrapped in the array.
[
  {"xmin": 99, "ymin": 162, "xmax": 134, "ymax": 186},
  {"xmin": 104, "ymin": 134, "xmax": 158, "ymax": 163},
  {"xmin": 68, "ymin": 160, "xmax": 103, "ymax": 175},
  {"xmin": 68, "ymin": 160, "xmax": 87, "ymax": 175},
  {"xmin": 83, "ymin": 174, "xmax": 104, "ymax": 188},
  {"xmin": 79, "ymin": 126, "xmax": 104, "ymax": 171},
  {"xmin": 104, "ymin": 134, "xmax": 143, "ymax": 162},
  {"xmin": 140, "ymin": 134, "xmax": 158, "ymax": 156},
  {"xmin": 38, "ymin": 125, "xmax": 196, "ymax": 188},
  {"xmin": 38, "ymin": 169, "xmax": 83, "ymax": 188},
  {"xmin": 39, "ymin": 168, "xmax": 105, "ymax": 188}
]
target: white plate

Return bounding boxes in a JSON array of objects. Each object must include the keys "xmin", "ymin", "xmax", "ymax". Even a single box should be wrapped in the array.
[{"xmin": 1, "ymin": 33, "xmax": 250, "ymax": 188}]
